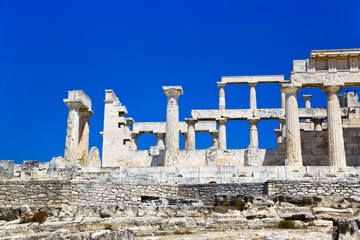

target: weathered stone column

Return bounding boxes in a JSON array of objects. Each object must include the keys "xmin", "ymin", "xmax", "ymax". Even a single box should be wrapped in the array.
[
  {"xmin": 274, "ymin": 129, "xmax": 282, "ymax": 144},
  {"xmin": 279, "ymin": 118, "xmax": 286, "ymax": 141},
  {"xmin": 185, "ymin": 118, "xmax": 197, "ymax": 150},
  {"xmin": 282, "ymin": 85, "xmax": 303, "ymax": 168},
  {"xmin": 64, "ymin": 101, "xmax": 82, "ymax": 163},
  {"xmin": 322, "ymin": 85, "xmax": 346, "ymax": 168},
  {"xmin": 154, "ymin": 133, "xmax": 165, "ymax": 149},
  {"xmin": 163, "ymin": 86, "xmax": 183, "ymax": 166},
  {"xmin": 312, "ymin": 118, "xmax": 324, "ymax": 131},
  {"xmin": 217, "ymin": 82, "xmax": 226, "ymax": 110},
  {"xmin": 302, "ymin": 95, "xmax": 312, "ymax": 123},
  {"xmin": 281, "ymin": 91, "xmax": 286, "ymax": 109},
  {"xmin": 247, "ymin": 118, "xmax": 260, "ymax": 148},
  {"xmin": 130, "ymin": 133, "xmax": 140, "ymax": 151},
  {"xmin": 249, "ymin": 82, "xmax": 257, "ymax": 109},
  {"xmin": 217, "ymin": 118, "xmax": 228, "ymax": 150},
  {"xmin": 181, "ymin": 132, "xmax": 188, "ymax": 150},
  {"xmin": 209, "ymin": 131, "xmax": 219, "ymax": 148},
  {"xmin": 77, "ymin": 110, "xmax": 93, "ymax": 166}
]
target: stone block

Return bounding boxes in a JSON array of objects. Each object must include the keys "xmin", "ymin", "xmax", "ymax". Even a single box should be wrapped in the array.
[{"xmin": 0, "ymin": 161, "xmax": 14, "ymax": 179}]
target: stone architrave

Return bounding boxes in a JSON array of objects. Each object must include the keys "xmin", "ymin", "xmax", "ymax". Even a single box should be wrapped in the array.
[
  {"xmin": 217, "ymin": 82, "xmax": 226, "ymax": 110},
  {"xmin": 216, "ymin": 118, "xmax": 228, "ymax": 150},
  {"xmin": 282, "ymin": 84, "xmax": 303, "ymax": 168},
  {"xmin": 322, "ymin": 85, "xmax": 347, "ymax": 168},
  {"xmin": 163, "ymin": 86, "xmax": 183, "ymax": 166},
  {"xmin": 185, "ymin": 118, "xmax": 197, "ymax": 150}
]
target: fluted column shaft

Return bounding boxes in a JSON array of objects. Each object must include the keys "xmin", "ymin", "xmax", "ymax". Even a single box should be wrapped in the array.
[
  {"xmin": 185, "ymin": 118, "xmax": 197, "ymax": 150},
  {"xmin": 283, "ymin": 85, "xmax": 303, "ymax": 167},
  {"xmin": 64, "ymin": 102, "xmax": 82, "ymax": 163},
  {"xmin": 249, "ymin": 83, "xmax": 257, "ymax": 110},
  {"xmin": 163, "ymin": 86, "xmax": 183, "ymax": 166},
  {"xmin": 217, "ymin": 82, "xmax": 226, "ymax": 110},
  {"xmin": 248, "ymin": 118, "xmax": 259, "ymax": 148},
  {"xmin": 217, "ymin": 118, "xmax": 228, "ymax": 150},
  {"xmin": 322, "ymin": 85, "xmax": 346, "ymax": 168}
]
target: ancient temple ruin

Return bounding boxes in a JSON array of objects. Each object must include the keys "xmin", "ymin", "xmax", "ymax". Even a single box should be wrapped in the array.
[{"xmin": 62, "ymin": 49, "xmax": 360, "ymax": 173}]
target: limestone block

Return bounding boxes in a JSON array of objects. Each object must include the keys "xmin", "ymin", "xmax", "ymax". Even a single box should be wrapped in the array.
[
  {"xmin": 87, "ymin": 147, "xmax": 101, "ymax": 168},
  {"xmin": 0, "ymin": 160, "xmax": 14, "ymax": 179}
]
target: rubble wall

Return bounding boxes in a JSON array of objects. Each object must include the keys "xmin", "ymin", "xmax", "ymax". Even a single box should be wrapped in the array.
[{"xmin": 0, "ymin": 181, "xmax": 177, "ymax": 206}]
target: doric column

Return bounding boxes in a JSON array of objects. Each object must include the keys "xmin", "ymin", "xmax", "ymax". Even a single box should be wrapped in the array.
[
  {"xmin": 130, "ymin": 133, "xmax": 140, "ymax": 151},
  {"xmin": 274, "ymin": 129, "xmax": 282, "ymax": 144},
  {"xmin": 322, "ymin": 85, "xmax": 346, "ymax": 168},
  {"xmin": 154, "ymin": 133, "xmax": 165, "ymax": 149},
  {"xmin": 181, "ymin": 132, "xmax": 188, "ymax": 150},
  {"xmin": 217, "ymin": 118, "xmax": 228, "ymax": 150},
  {"xmin": 279, "ymin": 118, "xmax": 286, "ymax": 140},
  {"xmin": 247, "ymin": 118, "xmax": 260, "ymax": 148},
  {"xmin": 163, "ymin": 86, "xmax": 183, "ymax": 166},
  {"xmin": 281, "ymin": 91, "xmax": 286, "ymax": 109},
  {"xmin": 77, "ymin": 110, "xmax": 93, "ymax": 166},
  {"xmin": 185, "ymin": 118, "xmax": 197, "ymax": 150},
  {"xmin": 282, "ymin": 84, "xmax": 303, "ymax": 168},
  {"xmin": 312, "ymin": 118, "xmax": 324, "ymax": 131},
  {"xmin": 64, "ymin": 101, "xmax": 82, "ymax": 163},
  {"xmin": 210, "ymin": 131, "xmax": 219, "ymax": 148},
  {"xmin": 249, "ymin": 82, "xmax": 257, "ymax": 109},
  {"xmin": 217, "ymin": 82, "xmax": 227, "ymax": 110},
  {"xmin": 302, "ymin": 95, "xmax": 312, "ymax": 123}
]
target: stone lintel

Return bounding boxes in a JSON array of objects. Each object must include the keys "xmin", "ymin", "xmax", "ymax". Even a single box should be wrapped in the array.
[
  {"xmin": 310, "ymin": 49, "xmax": 360, "ymax": 58},
  {"xmin": 64, "ymin": 90, "xmax": 92, "ymax": 110},
  {"xmin": 163, "ymin": 86, "xmax": 183, "ymax": 96},
  {"xmin": 222, "ymin": 75, "xmax": 284, "ymax": 84}
]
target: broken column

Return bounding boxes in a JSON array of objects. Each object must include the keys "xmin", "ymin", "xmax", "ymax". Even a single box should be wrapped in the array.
[
  {"xmin": 217, "ymin": 118, "xmax": 228, "ymax": 150},
  {"xmin": 154, "ymin": 133, "xmax": 165, "ymax": 149},
  {"xmin": 322, "ymin": 85, "xmax": 347, "ymax": 168},
  {"xmin": 282, "ymin": 84, "xmax": 303, "ymax": 168},
  {"xmin": 185, "ymin": 118, "xmax": 197, "ymax": 150},
  {"xmin": 217, "ymin": 82, "xmax": 226, "ymax": 110},
  {"xmin": 163, "ymin": 86, "xmax": 183, "ymax": 166},
  {"xmin": 64, "ymin": 90, "xmax": 93, "ymax": 165}
]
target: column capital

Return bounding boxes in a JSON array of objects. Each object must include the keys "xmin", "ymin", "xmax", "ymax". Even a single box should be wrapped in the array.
[
  {"xmin": 321, "ymin": 85, "xmax": 343, "ymax": 94},
  {"xmin": 154, "ymin": 132, "xmax": 165, "ymax": 138},
  {"xmin": 64, "ymin": 100, "xmax": 83, "ymax": 110},
  {"xmin": 217, "ymin": 82, "xmax": 227, "ymax": 88},
  {"xmin": 280, "ymin": 84, "xmax": 301, "ymax": 94},
  {"xmin": 131, "ymin": 132, "xmax": 141, "ymax": 139},
  {"xmin": 209, "ymin": 131, "xmax": 218, "ymax": 137},
  {"xmin": 163, "ymin": 86, "xmax": 183, "ymax": 97},
  {"xmin": 79, "ymin": 110, "xmax": 94, "ymax": 118},
  {"xmin": 247, "ymin": 118, "xmax": 260, "ymax": 124},
  {"xmin": 185, "ymin": 118, "xmax": 197, "ymax": 126},
  {"xmin": 248, "ymin": 82, "xmax": 258, "ymax": 87},
  {"xmin": 216, "ymin": 118, "xmax": 228, "ymax": 124},
  {"xmin": 125, "ymin": 118, "xmax": 135, "ymax": 126},
  {"xmin": 302, "ymin": 95, "xmax": 312, "ymax": 101}
]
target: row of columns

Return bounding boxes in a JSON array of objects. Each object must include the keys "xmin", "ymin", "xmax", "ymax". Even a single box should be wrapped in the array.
[{"xmin": 282, "ymin": 84, "xmax": 346, "ymax": 169}]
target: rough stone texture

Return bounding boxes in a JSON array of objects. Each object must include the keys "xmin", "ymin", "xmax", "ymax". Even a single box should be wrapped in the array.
[
  {"xmin": 87, "ymin": 147, "xmax": 101, "ymax": 168},
  {"xmin": 0, "ymin": 161, "xmax": 14, "ymax": 179}
]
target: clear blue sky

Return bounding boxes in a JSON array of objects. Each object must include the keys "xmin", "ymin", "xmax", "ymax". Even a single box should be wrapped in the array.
[{"xmin": 1, "ymin": 0, "xmax": 359, "ymax": 164}]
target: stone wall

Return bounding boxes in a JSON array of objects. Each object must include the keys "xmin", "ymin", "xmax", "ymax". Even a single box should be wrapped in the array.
[
  {"xmin": 268, "ymin": 180, "xmax": 360, "ymax": 197},
  {"xmin": 0, "ymin": 181, "xmax": 177, "ymax": 206},
  {"xmin": 178, "ymin": 183, "xmax": 266, "ymax": 205}
]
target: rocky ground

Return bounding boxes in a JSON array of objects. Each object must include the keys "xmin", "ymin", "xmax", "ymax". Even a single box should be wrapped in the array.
[{"xmin": 0, "ymin": 194, "xmax": 359, "ymax": 239}]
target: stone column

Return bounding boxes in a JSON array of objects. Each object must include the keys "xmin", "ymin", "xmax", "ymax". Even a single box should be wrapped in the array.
[
  {"xmin": 64, "ymin": 101, "xmax": 82, "ymax": 163},
  {"xmin": 282, "ymin": 85, "xmax": 303, "ymax": 168},
  {"xmin": 217, "ymin": 118, "xmax": 228, "ymax": 150},
  {"xmin": 247, "ymin": 118, "xmax": 260, "ymax": 148},
  {"xmin": 322, "ymin": 85, "xmax": 346, "ymax": 168},
  {"xmin": 181, "ymin": 132, "xmax": 188, "ymax": 150},
  {"xmin": 217, "ymin": 82, "xmax": 227, "ymax": 110},
  {"xmin": 279, "ymin": 118, "xmax": 286, "ymax": 140},
  {"xmin": 210, "ymin": 131, "xmax": 219, "ymax": 148},
  {"xmin": 281, "ymin": 91, "xmax": 286, "ymax": 109},
  {"xmin": 77, "ymin": 110, "xmax": 93, "ymax": 166},
  {"xmin": 130, "ymin": 133, "xmax": 140, "ymax": 151},
  {"xmin": 154, "ymin": 133, "xmax": 165, "ymax": 149},
  {"xmin": 185, "ymin": 118, "xmax": 197, "ymax": 150},
  {"xmin": 163, "ymin": 86, "xmax": 183, "ymax": 166},
  {"xmin": 249, "ymin": 82, "xmax": 257, "ymax": 109},
  {"xmin": 302, "ymin": 95, "xmax": 312, "ymax": 123},
  {"xmin": 274, "ymin": 129, "xmax": 282, "ymax": 144},
  {"xmin": 312, "ymin": 118, "xmax": 324, "ymax": 131}
]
